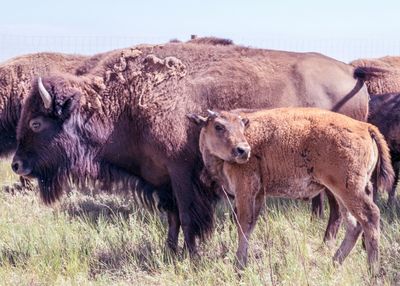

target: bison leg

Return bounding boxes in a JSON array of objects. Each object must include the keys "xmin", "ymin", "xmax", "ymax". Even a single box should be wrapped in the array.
[
  {"xmin": 166, "ymin": 210, "xmax": 181, "ymax": 253},
  {"xmin": 333, "ymin": 187, "xmax": 381, "ymax": 275},
  {"xmin": 333, "ymin": 203, "xmax": 362, "ymax": 265},
  {"xmin": 345, "ymin": 188, "xmax": 381, "ymax": 275},
  {"xmin": 323, "ymin": 190, "xmax": 341, "ymax": 245},
  {"xmin": 170, "ymin": 179, "xmax": 197, "ymax": 255},
  {"xmin": 168, "ymin": 163, "xmax": 208, "ymax": 256},
  {"xmin": 230, "ymin": 166, "xmax": 263, "ymax": 270},
  {"xmin": 311, "ymin": 192, "xmax": 324, "ymax": 218},
  {"xmin": 359, "ymin": 202, "xmax": 381, "ymax": 276}
]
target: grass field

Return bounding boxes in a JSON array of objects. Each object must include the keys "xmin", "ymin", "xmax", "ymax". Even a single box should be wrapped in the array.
[{"xmin": 0, "ymin": 160, "xmax": 399, "ymax": 286}]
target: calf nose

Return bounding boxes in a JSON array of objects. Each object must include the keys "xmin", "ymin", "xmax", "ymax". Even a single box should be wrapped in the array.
[
  {"xmin": 233, "ymin": 143, "xmax": 251, "ymax": 158},
  {"xmin": 12, "ymin": 160, "xmax": 21, "ymax": 173}
]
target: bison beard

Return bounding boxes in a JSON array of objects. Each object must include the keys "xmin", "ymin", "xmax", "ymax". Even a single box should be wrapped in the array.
[{"xmin": 32, "ymin": 113, "xmax": 178, "ymax": 212}]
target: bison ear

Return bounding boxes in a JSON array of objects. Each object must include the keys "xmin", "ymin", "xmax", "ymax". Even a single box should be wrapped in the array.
[
  {"xmin": 54, "ymin": 90, "xmax": 81, "ymax": 121},
  {"xmin": 186, "ymin": 113, "xmax": 208, "ymax": 126}
]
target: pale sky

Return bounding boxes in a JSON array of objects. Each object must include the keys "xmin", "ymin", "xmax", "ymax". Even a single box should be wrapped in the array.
[{"xmin": 0, "ymin": 0, "xmax": 399, "ymax": 62}]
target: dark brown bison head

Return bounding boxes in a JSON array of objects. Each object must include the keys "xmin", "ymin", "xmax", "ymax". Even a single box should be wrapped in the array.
[
  {"xmin": 11, "ymin": 76, "xmax": 168, "ymax": 210},
  {"xmin": 12, "ymin": 76, "xmax": 84, "ymax": 203}
]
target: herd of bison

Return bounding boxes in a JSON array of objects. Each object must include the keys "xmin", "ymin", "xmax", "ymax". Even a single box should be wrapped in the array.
[{"xmin": 1, "ymin": 36, "xmax": 400, "ymax": 275}]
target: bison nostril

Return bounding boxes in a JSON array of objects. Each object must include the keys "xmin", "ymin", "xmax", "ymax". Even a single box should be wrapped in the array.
[
  {"xmin": 233, "ymin": 144, "xmax": 250, "ymax": 159},
  {"xmin": 236, "ymin": 147, "xmax": 246, "ymax": 155},
  {"xmin": 12, "ymin": 161, "xmax": 20, "ymax": 172}
]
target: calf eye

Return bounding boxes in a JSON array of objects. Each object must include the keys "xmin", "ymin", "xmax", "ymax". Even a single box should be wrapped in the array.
[
  {"xmin": 215, "ymin": 124, "xmax": 225, "ymax": 132},
  {"xmin": 29, "ymin": 120, "xmax": 42, "ymax": 132}
]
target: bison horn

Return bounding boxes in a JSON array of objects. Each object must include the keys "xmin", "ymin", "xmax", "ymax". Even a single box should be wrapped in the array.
[
  {"xmin": 38, "ymin": 77, "xmax": 52, "ymax": 109},
  {"xmin": 207, "ymin": 109, "xmax": 218, "ymax": 118}
]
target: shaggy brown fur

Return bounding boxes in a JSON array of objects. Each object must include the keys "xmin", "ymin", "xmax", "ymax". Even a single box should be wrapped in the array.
[
  {"xmin": 369, "ymin": 93, "xmax": 400, "ymax": 203},
  {"xmin": 13, "ymin": 40, "xmax": 372, "ymax": 254},
  {"xmin": 351, "ymin": 56, "xmax": 400, "ymax": 94},
  {"xmin": 0, "ymin": 52, "xmax": 107, "ymax": 192},
  {"xmin": 0, "ymin": 51, "xmax": 104, "ymax": 158},
  {"xmin": 191, "ymin": 108, "xmax": 394, "ymax": 274}
]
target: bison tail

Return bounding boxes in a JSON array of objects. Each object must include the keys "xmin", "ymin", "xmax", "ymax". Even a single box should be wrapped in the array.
[
  {"xmin": 369, "ymin": 125, "xmax": 395, "ymax": 193},
  {"xmin": 353, "ymin": 66, "xmax": 387, "ymax": 81}
]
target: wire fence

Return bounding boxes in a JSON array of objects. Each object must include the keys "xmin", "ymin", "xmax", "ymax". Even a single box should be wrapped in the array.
[{"xmin": 0, "ymin": 34, "xmax": 400, "ymax": 63}]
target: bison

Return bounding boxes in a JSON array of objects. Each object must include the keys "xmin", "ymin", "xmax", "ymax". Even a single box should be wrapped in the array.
[
  {"xmin": 310, "ymin": 92, "xmax": 400, "ymax": 228},
  {"xmin": 189, "ymin": 108, "xmax": 394, "ymax": 274},
  {"xmin": 12, "ymin": 39, "xmax": 374, "ymax": 254}
]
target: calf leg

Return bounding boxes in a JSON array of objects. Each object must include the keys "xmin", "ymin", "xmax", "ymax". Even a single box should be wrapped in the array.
[
  {"xmin": 334, "ymin": 188, "xmax": 381, "ymax": 275},
  {"xmin": 348, "ymin": 194, "xmax": 381, "ymax": 275},
  {"xmin": 360, "ymin": 203, "xmax": 381, "ymax": 275},
  {"xmin": 235, "ymin": 188, "xmax": 264, "ymax": 269},
  {"xmin": 323, "ymin": 190, "xmax": 342, "ymax": 245},
  {"xmin": 333, "ymin": 204, "xmax": 362, "ymax": 264}
]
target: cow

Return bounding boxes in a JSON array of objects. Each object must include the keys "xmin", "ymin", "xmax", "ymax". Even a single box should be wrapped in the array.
[
  {"xmin": 11, "ymin": 39, "xmax": 374, "ymax": 255},
  {"xmin": 0, "ymin": 52, "xmax": 106, "ymax": 190},
  {"xmin": 188, "ymin": 108, "xmax": 394, "ymax": 275}
]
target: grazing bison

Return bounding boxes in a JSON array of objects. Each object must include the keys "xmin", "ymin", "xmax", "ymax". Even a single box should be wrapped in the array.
[
  {"xmin": 189, "ymin": 108, "xmax": 394, "ymax": 274},
  {"xmin": 351, "ymin": 56, "xmax": 400, "ymax": 94},
  {"xmin": 12, "ymin": 40, "xmax": 373, "ymax": 254}
]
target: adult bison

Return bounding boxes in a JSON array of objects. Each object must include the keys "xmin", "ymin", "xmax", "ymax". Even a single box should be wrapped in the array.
[{"xmin": 12, "ymin": 40, "xmax": 372, "ymax": 254}]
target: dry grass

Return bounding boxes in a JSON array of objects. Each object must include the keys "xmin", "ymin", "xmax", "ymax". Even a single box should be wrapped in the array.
[{"xmin": 0, "ymin": 160, "xmax": 399, "ymax": 285}]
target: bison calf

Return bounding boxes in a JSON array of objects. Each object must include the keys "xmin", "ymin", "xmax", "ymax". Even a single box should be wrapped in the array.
[{"xmin": 188, "ymin": 108, "xmax": 394, "ymax": 275}]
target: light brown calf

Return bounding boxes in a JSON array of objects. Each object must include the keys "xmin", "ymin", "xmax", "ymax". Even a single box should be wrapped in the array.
[{"xmin": 188, "ymin": 108, "xmax": 394, "ymax": 275}]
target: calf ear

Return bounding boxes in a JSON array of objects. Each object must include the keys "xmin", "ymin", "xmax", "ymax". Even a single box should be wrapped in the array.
[{"xmin": 186, "ymin": 113, "xmax": 208, "ymax": 126}]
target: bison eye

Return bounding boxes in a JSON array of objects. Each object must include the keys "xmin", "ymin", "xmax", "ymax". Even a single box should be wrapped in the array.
[
  {"xmin": 29, "ymin": 120, "xmax": 42, "ymax": 132},
  {"xmin": 214, "ymin": 124, "xmax": 225, "ymax": 132}
]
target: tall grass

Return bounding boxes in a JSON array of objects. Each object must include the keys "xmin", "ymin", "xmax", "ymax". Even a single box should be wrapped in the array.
[{"xmin": 0, "ymin": 160, "xmax": 399, "ymax": 285}]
